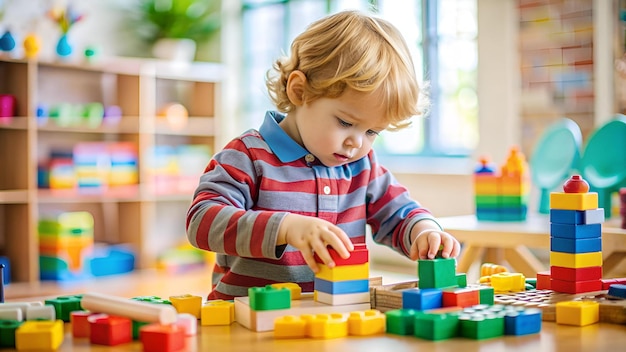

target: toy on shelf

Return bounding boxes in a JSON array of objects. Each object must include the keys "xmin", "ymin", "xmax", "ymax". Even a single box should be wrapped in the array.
[
  {"xmin": 47, "ymin": 3, "xmax": 84, "ymax": 58},
  {"xmin": 0, "ymin": 94, "xmax": 17, "ymax": 123},
  {"xmin": 0, "ymin": 30, "xmax": 15, "ymax": 55},
  {"xmin": 474, "ymin": 146, "xmax": 530, "ymax": 221},
  {"xmin": 23, "ymin": 33, "xmax": 41, "ymax": 59}
]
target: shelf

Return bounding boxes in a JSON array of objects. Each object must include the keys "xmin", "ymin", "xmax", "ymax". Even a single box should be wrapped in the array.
[
  {"xmin": 0, "ymin": 117, "xmax": 29, "ymax": 130},
  {"xmin": 36, "ymin": 118, "xmax": 141, "ymax": 134},
  {"xmin": 37, "ymin": 186, "xmax": 193, "ymax": 203},
  {"xmin": 155, "ymin": 117, "xmax": 215, "ymax": 136},
  {"xmin": 0, "ymin": 190, "xmax": 30, "ymax": 203}
]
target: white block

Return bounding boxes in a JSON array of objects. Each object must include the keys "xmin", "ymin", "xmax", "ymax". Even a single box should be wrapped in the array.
[
  {"xmin": 0, "ymin": 307, "xmax": 23, "ymax": 321},
  {"xmin": 26, "ymin": 305, "xmax": 56, "ymax": 321},
  {"xmin": 314, "ymin": 291, "xmax": 371, "ymax": 305}
]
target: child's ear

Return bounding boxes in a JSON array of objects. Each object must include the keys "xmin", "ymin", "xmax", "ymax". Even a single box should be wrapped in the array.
[{"xmin": 286, "ymin": 71, "xmax": 307, "ymax": 106}]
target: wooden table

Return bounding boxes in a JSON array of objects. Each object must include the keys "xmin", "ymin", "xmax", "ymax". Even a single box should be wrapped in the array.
[{"xmin": 438, "ymin": 214, "xmax": 626, "ymax": 278}]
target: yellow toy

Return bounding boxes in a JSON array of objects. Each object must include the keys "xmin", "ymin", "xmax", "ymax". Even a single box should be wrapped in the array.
[{"xmin": 23, "ymin": 34, "xmax": 41, "ymax": 59}]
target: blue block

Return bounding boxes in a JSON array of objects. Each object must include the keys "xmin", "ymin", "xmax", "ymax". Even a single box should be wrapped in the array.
[
  {"xmin": 0, "ymin": 256, "xmax": 10, "ymax": 284},
  {"xmin": 608, "ymin": 284, "xmax": 626, "ymax": 299},
  {"xmin": 550, "ymin": 237, "xmax": 602, "ymax": 253},
  {"xmin": 550, "ymin": 223, "xmax": 601, "ymax": 239},
  {"xmin": 402, "ymin": 288, "xmax": 443, "ymax": 310},
  {"xmin": 504, "ymin": 308, "xmax": 542, "ymax": 335},
  {"xmin": 313, "ymin": 277, "xmax": 369, "ymax": 295},
  {"xmin": 550, "ymin": 209, "xmax": 604, "ymax": 225}
]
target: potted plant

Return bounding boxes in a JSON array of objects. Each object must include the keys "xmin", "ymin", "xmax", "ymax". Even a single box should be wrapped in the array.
[{"xmin": 135, "ymin": 0, "xmax": 221, "ymax": 62}]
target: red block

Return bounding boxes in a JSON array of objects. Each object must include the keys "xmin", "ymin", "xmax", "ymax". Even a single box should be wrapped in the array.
[
  {"xmin": 313, "ymin": 243, "xmax": 368, "ymax": 266},
  {"xmin": 602, "ymin": 277, "xmax": 626, "ymax": 290},
  {"xmin": 536, "ymin": 271, "xmax": 551, "ymax": 290},
  {"xmin": 550, "ymin": 278, "xmax": 602, "ymax": 294},
  {"xmin": 140, "ymin": 324, "xmax": 186, "ymax": 352},
  {"xmin": 71, "ymin": 311, "xmax": 103, "ymax": 338},
  {"xmin": 442, "ymin": 288, "xmax": 479, "ymax": 308},
  {"xmin": 550, "ymin": 266, "xmax": 602, "ymax": 282},
  {"xmin": 90, "ymin": 316, "xmax": 133, "ymax": 346}
]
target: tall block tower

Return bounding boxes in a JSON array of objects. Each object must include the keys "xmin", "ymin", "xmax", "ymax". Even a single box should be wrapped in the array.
[
  {"xmin": 313, "ymin": 243, "xmax": 370, "ymax": 305},
  {"xmin": 549, "ymin": 175, "xmax": 604, "ymax": 294}
]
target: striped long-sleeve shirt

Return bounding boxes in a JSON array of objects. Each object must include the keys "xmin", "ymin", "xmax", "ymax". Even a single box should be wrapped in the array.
[{"xmin": 186, "ymin": 111, "xmax": 440, "ymax": 300}]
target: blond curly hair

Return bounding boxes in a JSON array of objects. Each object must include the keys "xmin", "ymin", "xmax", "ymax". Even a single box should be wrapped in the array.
[{"xmin": 265, "ymin": 10, "xmax": 422, "ymax": 130}]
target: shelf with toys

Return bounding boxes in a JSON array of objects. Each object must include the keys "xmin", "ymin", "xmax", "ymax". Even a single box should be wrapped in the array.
[{"xmin": 0, "ymin": 56, "xmax": 222, "ymax": 287}]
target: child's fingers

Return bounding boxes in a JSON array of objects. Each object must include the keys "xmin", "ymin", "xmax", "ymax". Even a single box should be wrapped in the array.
[
  {"xmin": 426, "ymin": 232, "xmax": 442, "ymax": 259},
  {"xmin": 301, "ymin": 247, "xmax": 320, "ymax": 273},
  {"xmin": 326, "ymin": 227, "xmax": 353, "ymax": 259}
]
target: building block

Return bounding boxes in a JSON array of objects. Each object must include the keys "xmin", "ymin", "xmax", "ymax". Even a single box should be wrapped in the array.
[
  {"xmin": 550, "ymin": 192, "xmax": 598, "ymax": 210},
  {"xmin": 536, "ymin": 271, "xmax": 551, "ymax": 290},
  {"xmin": 315, "ymin": 262, "xmax": 369, "ymax": 282},
  {"xmin": 270, "ymin": 283, "xmax": 302, "ymax": 300},
  {"xmin": 490, "ymin": 272, "xmax": 526, "ymax": 293},
  {"xmin": 15, "ymin": 320, "xmax": 64, "ymax": 350},
  {"xmin": 477, "ymin": 286, "xmax": 495, "ymax": 305},
  {"xmin": 313, "ymin": 243, "xmax": 368, "ymax": 266},
  {"xmin": 441, "ymin": 288, "xmax": 480, "ymax": 308},
  {"xmin": 169, "ymin": 294, "xmax": 202, "ymax": 318},
  {"xmin": 45, "ymin": 295, "xmax": 82, "ymax": 322},
  {"xmin": 401, "ymin": 288, "xmax": 443, "ymax": 311},
  {"xmin": 607, "ymin": 284, "xmax": 626, "ymax": 299},
  {"xmin": 200, "ymin": 300, "xmax": 235, "ymax": 326},
  {"xmin": 384, "ymin": 309, "xmax": 417, "ymax": 335},
  {"xmin": 0, "ymin": 320, "xmax": 22, "ymax": 348},
  {"xmin": 70, "ymin": 311, "xmax": 103, "ymax": 338},
  {"xmin": 550, "ymin": 278, "xmax": 602, "ymax": 294},
  {"xmin": 175, "ymin": 313, "xmax": 197, "ymax": 336},
  {"xmin": 26, "ymin": 304, "xmax": 56, "ymax": 321},
  {"xmin": 550, "ymin": 266, "xmax": 602, "ymax": 282},
  {"xmin": 417, "ymin": 258, "xmax": 457, "ymax": 289},
  {"xmin": 314, "ymin": 277, "xmax": 369, "ymax": 295},
  {"xmin": 413, "ymin": 311, "xmax": 460, "ymax": 341},
  {"xmin": 131, "ymin": 296, "xmax": 172, "ymax": 305},
  {"xmin": 550, "ymin": 236, "xmax": 601, "ymax": 253},
  {"xmin": 89, "ymin": 315, "xmax": 133, "ymax": 346},
  {"xmin": 550, "ymin": 223, "xmax": 601, "ymax": 239},
  {"xmin": 82, "ymin": 292, "xmax": 178, "ymax": 325},
  {"xmin": 456, "ymin": 273, "xmax": 467, "ymax": 287},
  {"xmin": 480, "ymin": 263, "xmax": 508, "ymax": 277},
  {"xmin": 314, "ymin": 290, "xmax": 370, "ymax": 306},
  {"xmin": 550, "ymin": 251, "xmax": 602, "ymax": 268},
  {"xmin": 234, "ymin": 293, "xmax": 369, "ymax": 332},
  {"xmin": 555, "ymin": 301, "xmax": 599, "ymax": 326},
  {"xmin": 459, "ymin": 310, "xmax": 504, "ymax": 340},
  {"xmin": 549, "ymin": 209, "xmax": 604, "ymax": 224},
  {"xmin": 249, "ymin": 285, "xmax": 291, "ymax": 311},
  {"xmin": 139, "ymin": 323, "xmax": 185, "ymax": 352},
  {"xmin": 308, "ymin": 313, "xmax": 348, "ymax": 339},
  {"xmin": 0, "ymin": 308, "xmax": 22, "ymax": 321},
  {"xmin": 503, "ymin": 306, "xmax": 542, "ymax": 335},
  {"xmin": 347, "ymin": 310, "xmax": 385, "ymax": 336},
  {"xmin": 274, "ymin": 315, "xmax": 307, "ymax": 338}
]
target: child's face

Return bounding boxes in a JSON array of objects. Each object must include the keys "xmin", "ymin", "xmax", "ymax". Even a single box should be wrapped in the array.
[{"xmin": 287, "ymin": 88, "xmax": 389, "ymax": 167}]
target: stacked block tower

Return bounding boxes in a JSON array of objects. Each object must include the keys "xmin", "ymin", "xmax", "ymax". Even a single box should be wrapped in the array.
[
  {"xmin": 549, "ymin": 175, "xmax": 604, "ymax": 294},
  {"xmin": 313, "ymin": 243, "xmax": 370, "ymax": 305},
  {"xmin": 474, "ymin": 146, "xmax": 530, "ymax": 221}
]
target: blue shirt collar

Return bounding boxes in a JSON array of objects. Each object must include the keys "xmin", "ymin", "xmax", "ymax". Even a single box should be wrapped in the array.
[{"xmin": 258, "ymin": 111, "xmax": 309, "ymax": 163}]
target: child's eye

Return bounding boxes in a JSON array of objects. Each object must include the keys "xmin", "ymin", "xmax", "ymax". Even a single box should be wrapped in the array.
[
  {"xmin": 338, "ymin": 118, "xmax": 352, "ymax": 127},
  {"xmin": 366, "ymin": 130, "xmax": 380, "ymax": 136}
]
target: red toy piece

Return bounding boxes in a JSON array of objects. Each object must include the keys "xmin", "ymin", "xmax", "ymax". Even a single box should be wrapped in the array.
[
  {"xmin": 562, "ymin": 175, "xmax": 589, "ymax": 193},
  {"xmin": 140, "ymin": 324, "xmax": 185, "ymax": 352},
  {"xmin": 89, "ymin": 315, "xmax": 132, "ymax": 346}
]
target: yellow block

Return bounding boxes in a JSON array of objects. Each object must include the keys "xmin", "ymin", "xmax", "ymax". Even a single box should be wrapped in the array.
[
  {"xmin": 347, "ymin": 310, "xmax": 386, "ymax": 336},
  {"xmin": 550, "ymin": 192, "xmax": 598, "ymax": 210},
  {"xmin": 474, "ymin": 174, "xmax": 499, "ymax": 195},
  {"xmin": 490, "ymin": 272, "xmax": 526, "ymax": 293},
  {"xmin": 15, "ymin": 320, "xmax": 64, "ymax": 350},
  {"xmin": 550, "ymin": 251, "xmax": 602, "ymax": 268},
  {"xmin": 316, "ymin": 263, "xmax": 369, "ymax": 282},
  {"xmin": 271, "ymin": 282, "xmax": 302, "ymax": 300},
  {"xmin": 170, "ymin": 294, "xmax": 203, "ymax": 318},
  {"xmin": 555, "ymin": 301, "xmax": 599, "ymax": 326},
  {"xmin": 274, "ymin": 315, "xmax": 307, "ymax": 338},
  {"xmin": 309, "ymin": 313, "xmax": 348, "ymax": 339},
  {"xmin": 201, "ymin": 300, "xmax": 235, "ymax": 326}
]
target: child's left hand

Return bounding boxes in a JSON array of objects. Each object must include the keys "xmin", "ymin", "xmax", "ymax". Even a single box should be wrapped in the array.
[{"xmin": 409, "ymin": 228, "xmax": 461, "ymax": 261}]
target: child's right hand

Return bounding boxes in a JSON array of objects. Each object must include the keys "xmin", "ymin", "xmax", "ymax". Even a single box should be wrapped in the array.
[{"xmin": 278, "ymin": 213, "xmax": 354, "ymax": 273}]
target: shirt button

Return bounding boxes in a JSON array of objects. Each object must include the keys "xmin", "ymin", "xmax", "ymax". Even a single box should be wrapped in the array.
[
  {"xmin": 305, "ymin": 154, "xmax": 315, "ymax": 163},
  {"xmin": 323, "ymin": 186, "xmax": 331, "ymax": 194}
]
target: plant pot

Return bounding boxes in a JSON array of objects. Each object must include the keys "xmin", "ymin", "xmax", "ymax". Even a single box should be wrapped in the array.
[{"xmin": 152, "ymin": 38, "xmax": 197, "ymax": 62}]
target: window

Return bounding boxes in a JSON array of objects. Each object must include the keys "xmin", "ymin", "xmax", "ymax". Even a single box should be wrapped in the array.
[{"xmin": 240, "ymin": 0, "xmax": 478, "ymax": 158}]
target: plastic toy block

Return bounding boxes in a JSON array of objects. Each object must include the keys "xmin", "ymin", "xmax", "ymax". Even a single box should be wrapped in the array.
[
  {"xmin": 385, "ymin": 309, "xmax": 417, "ymax": 335},
  {"xmin": 473, "ymin": 174, "xmax": 499, "ymax": 194},
  {"xmin": 249, "ymin": 285, "xmax": 291, "ymax": 311},
  {"xmin": 550, "ymin": 251, "xmax": 602, "ymax": 268},
  {"xmin": 270, "ymin": 283, "xmax": 302, "ymax": 300},
  {"xmin": 456, "ymin": 273, "xmax": 467, "ymax": 287},
  {"xmin": 481, "ymin": 263, "xmax": 508, "ymax": 277},
  {"xmin": 26, "ymin": 304, "xmax": 56, "ymax": 321},
  {"xmin": 70, "ymin": 311, "xmax": 102, "ymax": 338},
  {"xmin": 536, "ymin": 271, "xmax": 551, "ymax": 290},
  {"xmin": 308, "ymin": 313, "xmax": 348, "ymax": 339},
  {"xmin": 82, "ymin": 292, "xmax": 178, "ymax": 325},
  {"xmin": 417, "ymin": 258, "xmax": 457, "ymax": 289},
  {"xmin": 234, "ymin": 293, "xmax": 369, "ymax": 332},
  {"xmin": 0, "ymin": 320, "xmax": 22, "ymax": 348},
  {"xmin": 200, "ymin": 300, "xmax": 235, "ymax": 326},
  {"xmin": 315, "ymin": 262, "xmax": 369, "ymax": 282},
  {"xmin": 90, "ymin": 315, "xmax": 133, "ymax": 346},
  {"xmin": 478, "ymin": 286, "xmax": 495, "ymax": 305},
  {"xmin": 555, "ymin": 301, "xmax": 599, "ymax": 326},
  {"xmin": 314, "ymin": 290, "xmax": 370, "ymax": 305},
  {"xmin": 313, "ymin": 243, "xmax": 368, "ymax": 266},
  {"xmin": 0, "ymin": 308, "xmax": 22, "ymax": 321},
  {"xmin": 347, "ymin": 310, "xmax": 385, "ymax": 336},
  {"xmin": 607, "ymin": 284, "xmax": 626, "ymax": 299},
  {"xmin": 413, "ymin": 311, "xmax": 460, "ymax": 341},
  {"xmin": 550, "ymin": 278, "xmax": 602, "ymax": 294},
  {"xmin": 490, "ymin": 272, "xmax": 526, "ymax": 293},
  {"xmin": 274, "ymin": 315, "xmax": 307, "ymax": 338},
  {"xmin": 131, "ymin": 296, "xmax": 172, "ymax": 305},
  {"xmin": 550, "ymin": 266, "xmax": 602, "ymax": 282},
  {"xmin": 133, "ymin": 321, "xmax": 150, "ymax": 340},
  {"xmin": 550, "ymin": 192, "xmax": 598, "ymax": 211},
  {"xmin": 401, "ymin": 288, "xmax": 443, "ymax": 311},
  {"xmin": 459, "ymin": 311, "xmax": 504, "ymax": 340},
  {"xmin": 314, "ymin": 277, "xmax": 369, "ymax": 295},
  {"xmin": 442, "ymin": 288, "xmax": 480, "ymax": 308},
  {"xmin": 169, "ymin": 294, "xmax": 202, "ymax": 318},
  {"xmin": 503, "ymin": 306, "xmax": 542, "ymax": 335},
  {"xmin": 549, "ymin": 209, "xmax": 605, "ymax": 225},
  {"xmin": 139, "ymin": 323, "xmax": 185, "ymax": 352},
  {"xmin": 500, "ymin": 177, "xmax": 531, "ymax": 194},
  {"xmin": 175, "ymin": 313, "xmax": 197, "ymax": 336},
  {"xmin": 15, "ymin": 320, "xmax": 64, "ymax": 350},
  {"xmin": 550, "ymin": 236, "xmax": 601, "ymax": 253},
  {"xmin": 474, "ymin": 194, "xmax": 499, "ymax": 206},
  {"xmin": 550, "ymin": 223, "xmax": 601, "ymax": 239},
  {"xmin": 45, "ymin": 295, "xmax": 82, "ymax": 322}
]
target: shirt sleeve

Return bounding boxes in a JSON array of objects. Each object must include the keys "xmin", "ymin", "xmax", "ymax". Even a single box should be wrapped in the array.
[{"xmin": 186, "ymin": 137, "xmax": 288, "ymax": 260}]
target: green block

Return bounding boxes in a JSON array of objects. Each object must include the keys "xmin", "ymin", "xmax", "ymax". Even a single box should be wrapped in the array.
[
  {"xmin": 45, "ymin": 296, "xmax": 83, "ymax": 322},
  {"xmin": 418, "ymin": 259, "xmax": 457, "ymax": 289},
  {"xmin": 498, "ymin": 195, "xmax": 528, "ymax": 206},
  {"xmin": 525, "ymin": 278, "xmax": 537, "ymax": 289},
  {"xmin": 456, "ymin": 273, "xmax": 467, "ymax": 287},
  {"xmin": 132, "ymin": 320, "xmax": 150, "ymax": 340},
  {"xmin": 385, "ymin": 309, "xmax": 417, "ymax": 335},
  {"xmin": 248, "ymin": 285, "xmax": 291, "ymax": 311},
  {"xmin": 475, "ymin": 195, "xmax": 499, "ymax": 206},
  {"xmin": 131, "ymin": 296, "xmax": 172, "ymax": 305},
  {"xmin": 414, "ymin": 312, "xmax": 460, "ymax": 341},
  {"xmin": 0, "ymin": 320, "xmax": 22, "ymax": 348},
  {"xmin": 478, "ymin": 286, "xmax": 495, "ymax": 305},
  {"xmin": 459, "ymin": 313, "xmax": 504, "ymax": 340}
]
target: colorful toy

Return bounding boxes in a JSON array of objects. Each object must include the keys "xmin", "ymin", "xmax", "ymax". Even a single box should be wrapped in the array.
[
  {"xmin": 314, "ymin": 243, "xmax": 370, "ymax": 305},
  {"xmin": 15, "ymin": 320, "xmax": 64, "ymax": 350},
  {"xmin": 0, "ymin": 94, "xmax": 16, "ymax": 123},
  {"xmin": 23, "ymin": 33, "xmax": 41, "ymax": 58},
  {"xmin": 80, "ymin": 292, "xmax": 178, "ymax": 325}
]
